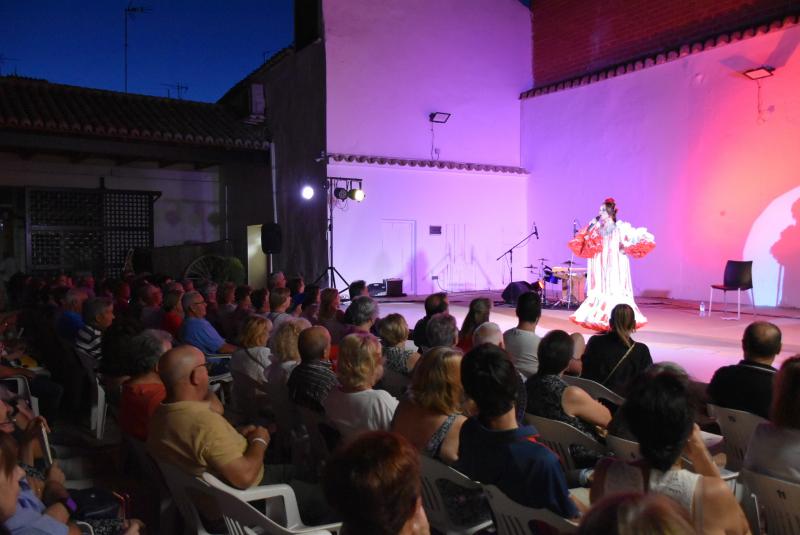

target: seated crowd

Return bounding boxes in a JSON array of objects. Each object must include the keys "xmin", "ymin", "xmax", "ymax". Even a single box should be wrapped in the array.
[{"xmin": 0, "ymin": 267, "xmax": 796, "ymax": 535}]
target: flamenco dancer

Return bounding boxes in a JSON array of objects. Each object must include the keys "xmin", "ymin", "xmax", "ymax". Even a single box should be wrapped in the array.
[{"xmin": 568, "ymin": 197, "xmax": 655, "ymax": 331}]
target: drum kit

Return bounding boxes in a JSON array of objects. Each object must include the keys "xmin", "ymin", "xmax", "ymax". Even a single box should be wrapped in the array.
[{"xmin": 523, "ymin": 257, "xmax": 587, "ymax": 308}]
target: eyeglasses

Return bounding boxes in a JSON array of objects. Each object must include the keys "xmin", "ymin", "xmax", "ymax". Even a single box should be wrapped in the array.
[{"xmin": 192, "ymin": 300, "xmax": 207, "ymax": 307}]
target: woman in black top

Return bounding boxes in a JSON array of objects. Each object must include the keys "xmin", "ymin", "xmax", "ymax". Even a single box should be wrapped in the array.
[{"xmin": 581, "ymin": 304, "xmax": 653, "ymax": 396}]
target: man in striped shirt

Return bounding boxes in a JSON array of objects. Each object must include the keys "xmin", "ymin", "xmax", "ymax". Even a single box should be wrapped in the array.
[{"xmin": 75, "ymin": 297, "xmax": 115, "ymax": 362}]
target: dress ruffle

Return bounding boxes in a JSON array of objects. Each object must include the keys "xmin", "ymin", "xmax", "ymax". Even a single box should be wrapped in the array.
[
  {"xmin": 569, "ymin": 294, "xmax": 648, "ymax": 332},
  {"xmin": 568, "ymin": 228, "xmax": 603, "ymax": 258}
]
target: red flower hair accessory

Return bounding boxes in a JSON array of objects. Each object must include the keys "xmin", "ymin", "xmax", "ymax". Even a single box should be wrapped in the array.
[{"xmin": 604, "ymin": 197, "xmax": 616, "ymax": 205}]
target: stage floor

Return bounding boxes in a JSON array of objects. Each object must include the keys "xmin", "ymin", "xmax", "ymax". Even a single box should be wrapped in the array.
[{"xmin": 375, "ymin": 295, "xmax": 800, "ymax": 384}]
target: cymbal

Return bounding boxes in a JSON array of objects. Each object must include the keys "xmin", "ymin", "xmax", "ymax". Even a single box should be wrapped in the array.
[
  {"xmin": 537, "ymin": 257, "xmax": 548, "ymax": 261},
  {"xmin": 523, "ymin": 265, "xmax": 535, "ymax": 269},
  {"xmin": 562, "ymin": 260, "xmax": 581, "ymax": 265}
]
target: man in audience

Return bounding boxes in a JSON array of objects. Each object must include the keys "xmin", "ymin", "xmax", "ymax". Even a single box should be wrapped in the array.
[
  {"xmin": 503, "ymin": 291, "xmax": 542, "ymax": 377},
  {"xmin": 707, "ymin": 321, "xmax": 782, "ymax": 418},
  {"xmin": 425, "ymin": 312, "xmax": 458, "ymax": 348},
  {"xmin": 267, "ymin": 271, "xmax": 287, "ymax": 291},
  {"xmin": 140, "ymin": 284, "xmax": 164, "ymax": 329},
  {"xmin": 223, "ymin": 285, "xmax": 253, "ymax": 342},
  {"xmin": 267, "ymin": 287, "xmax": 293, "ymax": 334},
  {"xmin": 412, "ymin": 292, "xmax": 448, "ymax": 351},
  {"xmin": 75, "ymin": 297, "xmax": 115, "ymax": 362},
  {"xmin": 251, "ymin": 288, "xmax": 270, "ymax": 318},
  {"xmin": 180, "ymin": 291, "xmax": 238, "ymax": 354},
  {"xmin": 348, "ymin": 280, "xmax": 368, "ymax": 301},
  {"xmin": 344, "ymin": 296, "xmax": 379, "ymax": 335},
  {"xmin": 472, "ymin": 322, "xmax": 505, "ymax": 347},
  {"xmin": 56, "ymin": 287, "xmax": 88, "ymax": 341},
  {"xmin": 287, "ymin": 326, "xmax": 337, "ymax": 413},
  {"xmin": 457, "ymin": 344, "xmax": 581, "ymax": 518}
]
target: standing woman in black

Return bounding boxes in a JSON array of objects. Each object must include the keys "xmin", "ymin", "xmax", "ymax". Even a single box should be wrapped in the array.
[{"xmin": 580, "ymin": 304, "xmax": 653, "ymax": 396}]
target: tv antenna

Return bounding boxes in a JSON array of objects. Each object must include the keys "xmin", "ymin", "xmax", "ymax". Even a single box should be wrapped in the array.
[
  {"xmin": 161, "ymin": 82, "xmax": 188, "ymax": 99},
  {"xmin": 124, "ymin": 2, "xmax": 152, "ymax": 92},
  {"xmin": 0, "ymin": 54, "xmax": 19, "ymax": 76}
]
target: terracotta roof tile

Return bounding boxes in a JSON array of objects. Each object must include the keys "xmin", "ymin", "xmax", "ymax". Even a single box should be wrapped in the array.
[
  {"xmin": 0, "ymin": 76, "xmax": 269, "ymax": 150},
  {"xmin": 327, "ymin": 153, "xmax": 528, "ymax": 175}
]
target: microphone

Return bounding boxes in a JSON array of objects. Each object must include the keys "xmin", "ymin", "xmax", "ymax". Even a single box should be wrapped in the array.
[
  {"xmin": 533, "ymin": 221, "xmax": 539, "ymax": 239},
  {"xmin": 587, "ymin": 216, "xmax": 600, "ymax": 230},
  {"xmin": 573, "ymin": 219, "xmax": 578, "ymax": 235}
]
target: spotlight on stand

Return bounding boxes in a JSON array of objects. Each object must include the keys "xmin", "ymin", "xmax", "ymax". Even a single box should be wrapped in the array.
[
  {"xmin": 333, "ymin": 187, "xmax": 349, "ymax": 201},
  {"xmin": 347, "ymin": 188, "xmax": 365, "ymax": 202},
  {"xmin": 742, "ymin": 66, "xmax": 775, "ymax": 80},
  {"xmin": 429, "ymin": 112, "xmax": 451, "ymax": 123},
  {"xmin": 301, "ymin": 185, "xmax": 315, "ymax": 200}
]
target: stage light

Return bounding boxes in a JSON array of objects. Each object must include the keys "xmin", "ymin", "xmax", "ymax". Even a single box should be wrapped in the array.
[
  {"xmin": 348, "ymin": 188, "xmax": 365, "ymax": 202},
  {"xmin": 333, "ymin": 187, "xmax": 349, "ymax": 201},
  {"xmin": 429, "ymin": 112, "xmax": 451, "ymax": 123},
  {"xmin": 301, "ymin": 185, "xmax": 314, "ymax": 200},
  {"xmin": 743, "ymin": 66, "xmax": 775, "ymax": 80}
]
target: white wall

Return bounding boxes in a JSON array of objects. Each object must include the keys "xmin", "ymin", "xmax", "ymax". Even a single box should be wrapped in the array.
[
  {"xmin": 0, "ymin": 154, "xmax": 220, "ymax": 247},
  {"xmin": 521, "ymin": 24, "xmax": 800, "ymax": 307},
  {"xmin": 327, "ymin": 160, "xmax": 529, "ymax": 294},
  {"xmin": 323, "ymin": 0, "xmax": 532, "ymax": 166}
]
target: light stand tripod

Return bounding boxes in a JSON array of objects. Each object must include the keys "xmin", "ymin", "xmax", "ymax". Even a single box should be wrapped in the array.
[{"xmin": 313, "ymin": 177, "xmax": 363, "ymax": 292}]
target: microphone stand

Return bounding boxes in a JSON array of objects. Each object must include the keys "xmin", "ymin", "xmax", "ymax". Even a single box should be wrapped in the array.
[{"xmin": 496, "ymin": 229, "xmax": 538, "ymax": 283}]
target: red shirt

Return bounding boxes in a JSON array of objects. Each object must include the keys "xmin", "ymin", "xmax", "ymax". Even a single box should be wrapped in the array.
[{"xmin": 119, "ymin": 382, "xmax": 166, "ymax": 441}]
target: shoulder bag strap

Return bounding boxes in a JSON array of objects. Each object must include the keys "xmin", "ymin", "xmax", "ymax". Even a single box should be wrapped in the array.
[
  {"xmin": 244, "ymin": 348, "xmax": 268, "ymax": 369},
  {"xmin": 602, "ymin": 342, "xmax": 636, "ymax": 386}
]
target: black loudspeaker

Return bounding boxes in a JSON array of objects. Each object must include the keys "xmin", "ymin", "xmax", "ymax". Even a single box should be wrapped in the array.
[
  {"xmin": 261, "ymin": 223, "xmax": 282, "ymax": 254},
  {"xmin": 502, "ymin": 281, "xmax": 533, "ymax": 305}
]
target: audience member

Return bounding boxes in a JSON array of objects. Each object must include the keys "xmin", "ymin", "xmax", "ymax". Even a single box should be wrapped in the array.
[
  {"xmin": 503, "ymin": 291, "xmax": 542, "ymax": 377},
  {"xmin": 55, "ymin": 288, "xmax": 87, "ymax": 341},
  {"xmin": 379, "ymin": 313, "xmax": 420, "ymax": 376},
  {"xmin": 472, "ymin": 321, "xmax": 504, "ymax": 347},
  {"xmin": 323, "ymin": 431, "xmax": 430, "ymax": 535},
  {"xmin": 250, "ymin": 288, "xmax": 269, "ymax": 317},
  {"xmin": 526, "ymin": 330, "xmax": 611, "ymax": 471},
  {"xmin": 457, "ymin": 297, "xmax": 491, "ymax": 353},
  {"xmin": 76, "ymin": 273, "xmax": 96, "ymax": 299},
  {"xmin": 348, "ymin": 280, "xmax": 368, "ymax": 301},
  {"xmin": 266, "ymin": 319, "xmax": 309, "ymax": 384},
  {"xmin": 707, "ymin": 321, "xmax": 782, "ymax": 418},
  {"xmin": 300, "ymin": 284, "xmax": 321, "ymax": 323},
  {"xmin": 75, "ymin": 297, "xmax": 114, "ymax": 362},
  {"xmin": 99, "ymin": 316, "xmax": 143, "ymax": 378},
  {"xmin": 160, "ymin": 289, "xmax": 184, "ymax": 339},
  {"xmin": 456, "ymin": 343, "xmax": 580, "ymax": 518},
  {"xmin": 578, "ymin": 492, "xmax": 696, "ymax": 535},
  {"xmin": 744, "ymin": 354, "xmax": 800, "ymax": 483},
  {"xmin": 566, "ymin": 332, "xmax": 586, "ymax": 376},
  {"xmin": 267, "ymin": 271, "xmax": 287, "ymax": 291},
  {"xmin": 425, "ymin": 312, "xmax": 458, "ymax": 348},
  {"xmin": 287, "ymin": 276, "xmax": 305, "ymax": 314},
  {"xmin": 324, "ymin": 332, "xmax": 399, "ymax": 442},
  {"xmin": 179, "ymin": 291, "xmax": 238, "ymax": 354},
  {"xmin": 217, "ymin": 282, "xmax": 237, "ymax": 320},
  {"xmin": 112, "ymin": 280, "xmax": 131, "ymax": 318},
  {"xmin": 198, "ymin": 281, "xmax": 219, "ymax": 325},
  {"xmin": 392, "ymin": 347, "xmax": 466, "ymax": 464},
  {"xmin": 591, "ymin": 371, "xmax": 749, "ymax": 534},
  {"xmin": 229, "ymin": 316, "xmax": 272, "ymax": 413},
  {"xmin": 412, "ymin": 292, "xmax": 448, "ymax": 351},
  {"xmin": 222, "ymin": 285, "xmax": 253, "ymax": 342},
  {"xmin": 287, "ymin": 326, "xmax": 336, "ymax": 413},
  {"xmin": 581, "ymin": 304, "xmax": 653, "ymax": 396},
  {"xmin": 266, "ymin": 287, "xmax": 293, "ymax": 335},
  {"xmin": 119, "ymin": 329, "xmax": 173, "ymax": 441},
  {"xmin": 316, "ymin": 288, "xmax": 346, "ymax": 344},
  {"xmin": 139, "ymin": 284, "xmax": 164, "ymax": 329},
  {"xmin": 344, "ymin": 295, "xmax": 379, "ymax": 334}
]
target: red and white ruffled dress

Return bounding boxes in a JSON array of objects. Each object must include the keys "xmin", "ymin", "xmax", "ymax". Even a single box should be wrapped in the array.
[{"xmin": 567, "ymin": 220, "xmax": 655, "ymax": 331}]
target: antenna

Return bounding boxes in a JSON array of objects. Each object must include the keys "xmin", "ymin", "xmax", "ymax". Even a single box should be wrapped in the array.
[
  {"xmin": 161, "ymin": 82, "xmax": 188, "ymax": 99},
  {"xmin": 0, "ymin": 54, "xmax": 19, "ymax": 76},
  {"xmin": 124, "ymin": 2, "xmax": 152, "ymax": 93}
]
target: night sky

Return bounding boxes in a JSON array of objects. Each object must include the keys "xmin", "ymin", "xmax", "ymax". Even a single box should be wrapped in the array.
[{"xmin": 0, "ymin": 0, "xmax": 294, "ymax": 102}]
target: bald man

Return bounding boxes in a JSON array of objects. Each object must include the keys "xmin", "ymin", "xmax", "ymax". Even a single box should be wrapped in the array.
[
  {"xmin": 287, "ymin": 326, "xmax": 337, "ymax": 413},
  {"xmin": 707, "ymin": 321, "xmax": 783, "ymax": 418},
  {"xmin": 147, "ymin": 345, "xmax": 270, "ymax": 488}
]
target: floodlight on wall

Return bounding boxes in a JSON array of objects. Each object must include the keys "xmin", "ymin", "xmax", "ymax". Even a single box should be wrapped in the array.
[
  {"xmin": 301, "ymin": 185, "xmax": 315, "ymax": 200},
  {"xmin": 333, "ymin": 187, "xmax": 349, "ymax": 201},
  {"xmin": 743, "ymin": 66, "xmax": 775, "ymax": 80},
  {"xmin": 429, "ymin": 112, "xmax": 451, "ymax": 123},
  {"xmin": 348, "ymin": 188, "xmax": 365, "ymax": 202}
]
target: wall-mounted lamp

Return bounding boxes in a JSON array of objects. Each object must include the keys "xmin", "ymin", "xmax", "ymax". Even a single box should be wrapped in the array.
[
  {"xmin": 429, "ymin": 112, "xmax": 451, "ymax": 123},
  {"xmin": 742, "ymin": 66, "xmax": 775, "ymax": 80},
  {"xmin": 330, "ymin": 178, "xmax": 365, "ymax": 203}
]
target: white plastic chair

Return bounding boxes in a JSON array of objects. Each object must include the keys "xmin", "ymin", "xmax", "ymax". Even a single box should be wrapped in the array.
[
  {"xmin": 156, "ymin": 460, "xmax": 219, "ymax": 535},
  {"xmin": 418, "ymin": 455, "xmax": 493, "ymax": 535},
  {"xmin": 561, "ymin": 375, "xmax": 624, "ymax": 406},
  {"xmin": 524, "ymin": 414, "xmax": 607, "ymax": 472},
  {"xmin": 74, "ymin": 350, "xmax": 108, "ymax": 440},
  {"xmin": 201, "ymin": 472, "xmax": 342, "ymax": 535},
  {"xmin": 0, "ymin": 375, "xmax": 40, "ymax": 415},
  {"xmin": 124, "ymin": 436, "xmax": 178, "ymax": 533},
  {"xmin": 707, "ymin": 404, "xmax": 767, "ymax": 471},
  {"xmin": 482, "ymin": 484, "xmax": 578, "ymax": 535},
  {"xmin": 740, "ymin": 469, "xmax": 800, "ymax": 535}
]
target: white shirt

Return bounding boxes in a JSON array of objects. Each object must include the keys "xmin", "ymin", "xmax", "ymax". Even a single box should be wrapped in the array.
[
  {"xmin": 265, "ymin": 360, "xmax": 299, "ymax": 385},
  {"xmin": 324, "ymin": 388, "xmax": 399, "ymax": 443},
  {"xmin": 503, "ymin": 327, "xmax": 541, "ymax": 377},
  {"xmin": 744, "ymin": 422, "xmax": 800, "ymax": 484}
]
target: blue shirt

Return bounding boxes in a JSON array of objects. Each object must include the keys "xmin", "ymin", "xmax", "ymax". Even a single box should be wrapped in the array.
[
  {"xmin": 5, "ymin": 478, "xmax": 68, "ymax": 535},
  {"xmin": 56, "ymin": 311, "xmax": 84, "ymax": 342},
  {"xmin": 181, "ymin": 317, "xmax": 226, "ymax": 354},
  {"xmin": 456, "ymin": 418, "xmax": 578, "ymax": 518}
]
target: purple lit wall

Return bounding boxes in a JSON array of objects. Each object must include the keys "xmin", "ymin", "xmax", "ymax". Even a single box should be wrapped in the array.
[
  {"xmin": 521, "ymin": 24, "xmax": 800, "ymax": 307},
  {"xmin": 321, "ymin": 0, "xmax": 533, "ymax": 292}
]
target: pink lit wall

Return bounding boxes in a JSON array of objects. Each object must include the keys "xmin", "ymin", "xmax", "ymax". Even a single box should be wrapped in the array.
[
  {"xmin": 521, "ymin": 24, "xmax": 800, "ymax": 308},
  {"xmin": 322, "ymin": 0, "xmax": 532, "ymax": 165}
]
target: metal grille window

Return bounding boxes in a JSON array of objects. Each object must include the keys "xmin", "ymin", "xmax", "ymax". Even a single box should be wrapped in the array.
[{"xmin": 26, "ymin": 187, "xmax": 158, "ymax": 278}]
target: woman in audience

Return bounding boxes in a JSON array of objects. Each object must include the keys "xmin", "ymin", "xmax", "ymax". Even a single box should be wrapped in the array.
[
  {"xmin": 581, "ymin": 304, "xmax": 653, "ymax": 396},
  {"xmin": 230, "ymin": 316, "xmax": 272, "ymax": 412},
  {"xmin": 392, "ymin": 347, "xmax": 465, "ymax": 463},
  {"xmin": 0, "ymin": 433, "xmax": 22, "ymax": 535},
  {"xmin": 159, "ymin": 289, "xmax": 184, "ymax": 339},
  {"xmin": 379, "ymin": 313, "xmax": 420, "ymax": 376},
  {"xmin": 300, "ymin": 284, "xmax": 321, "ymax": 323},
  {"xmin": 457, "ymin": 297, "xmax": 491, "ymax": 353},
  {"xmin": 591, "ymin": 371, "xmax": 750, "ymax": 535},
  {"xmin": 744, "ymin": 354, "xmax": 800, "ymax": 483},
  {"xmin": 316, "ymin": 287, "xmax": 346, "ymax": 343},
  {"xmin": 118, "ymin": 329, "xmax": 172, "ymax": 441},
  {"xmin": 324, "ymin": 332, "xmax": 399, "ymax": 442},
  {"xmin": 323, "ymin": 431, "xmax": 429, "ymax": 535},
  {"xmin": 526, "ymin": 329, "xmax": 611, "ymax": 470},
  {"xmin": 265, "ymin": 318, "xmax": 309, "ymax": 384},
  {"xmin": 578, "ymin": 492, "xmax": 696, "ymax": 534}
]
